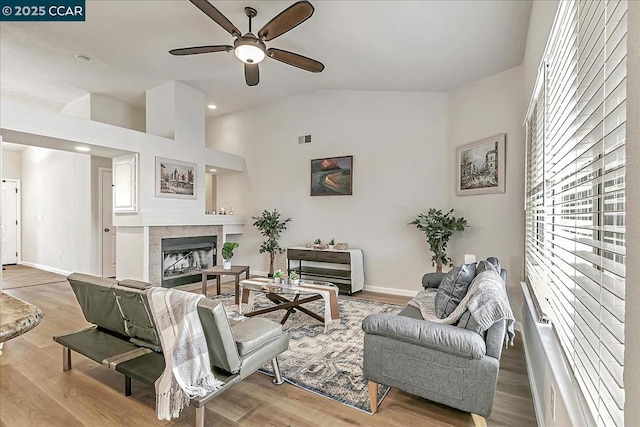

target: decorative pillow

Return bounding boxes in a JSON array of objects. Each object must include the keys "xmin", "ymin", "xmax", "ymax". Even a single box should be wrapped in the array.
[
  {"xmin": 476, "ymin": 259, "xmax": 498, "ymax": 275},
  {"xmin": 456, "ymin": 310, "xmax": 485, "ymax": 335},
  {"xmin": 434, "ymin": 263, "xmax": 477, "ymax": 319}
]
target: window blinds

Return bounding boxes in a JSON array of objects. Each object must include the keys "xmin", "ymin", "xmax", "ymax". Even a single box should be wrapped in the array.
[{"xmin": 524, "ymin": 1, "xmax": 627, "ymax": 426}]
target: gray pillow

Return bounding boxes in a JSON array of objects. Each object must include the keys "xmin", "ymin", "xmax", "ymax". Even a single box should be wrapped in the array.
[
  {"xmin": 435, "ymin": 263, "xmax": 477, "ymax": 318},
  {"xmin": 476, "ymin": 260, "xmax": 498, "ymax": 275},
  {"xmin": 457, "ymin": 310, "xmax": 485, "ymax": 336}
]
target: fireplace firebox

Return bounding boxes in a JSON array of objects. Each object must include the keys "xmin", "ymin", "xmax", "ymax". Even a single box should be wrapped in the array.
[{"xmin": 161, "ymin": 236, "xmax": 217, "ymax": 288}]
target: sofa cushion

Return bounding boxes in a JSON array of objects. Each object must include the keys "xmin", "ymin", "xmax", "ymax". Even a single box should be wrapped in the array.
[
  {"xmin": 476, "ymin": 259, "xmax": 498, "ymax": 275},
  {"xmin": 435, "ymin": 263, "xmax": 476, "ymax": 319},
  {"xmin": 112, "ymin": 285, "xmax": 162, "ymax": 352}
]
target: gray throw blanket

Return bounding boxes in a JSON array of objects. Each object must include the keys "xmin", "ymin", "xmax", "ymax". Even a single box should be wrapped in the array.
[{"xmin": 408, "ymin": 270, "xmax": 515, "ymax": 346}]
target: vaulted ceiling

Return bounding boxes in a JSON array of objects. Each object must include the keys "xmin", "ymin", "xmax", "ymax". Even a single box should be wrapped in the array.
[{"xmin": 0, "ymin": 0, "xmax": 532, "ymax": 117}]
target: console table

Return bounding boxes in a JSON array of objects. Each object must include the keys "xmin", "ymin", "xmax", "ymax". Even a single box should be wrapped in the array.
[{"xmin": 286, "ymin": 247, "xmax": 364, "ymax": 294}]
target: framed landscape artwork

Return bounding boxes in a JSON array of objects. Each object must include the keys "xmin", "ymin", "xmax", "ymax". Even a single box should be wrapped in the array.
[
  {"xmin": 310, "ymin": 155, "xmax": 353, "ymax": 196},
  {"xmin": 155, "ymin": 157, "xmax": 197, "ymax": 199},
  {"xmin": 456, "ymin": 134, "xmax": 506, "ymax": 196}
]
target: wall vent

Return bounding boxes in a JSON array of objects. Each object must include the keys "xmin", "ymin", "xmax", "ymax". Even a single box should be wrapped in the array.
[{"xmin": 298, "ymin": 134, "xmax": 311, "ymax": 144}]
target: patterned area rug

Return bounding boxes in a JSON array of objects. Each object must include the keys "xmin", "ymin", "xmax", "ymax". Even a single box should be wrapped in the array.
[{"xmin": 210, "ymin": 292, "xmax": 403, "ymax": 414}]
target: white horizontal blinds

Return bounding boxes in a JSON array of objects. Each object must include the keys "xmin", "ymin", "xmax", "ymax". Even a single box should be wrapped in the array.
[
  {"xmin": 525, "ymin": 0, "xmax": 627, "ymax": 425},
  {"xmin": 525, "ymin": 76, "xmax": 548, "ymax": 306}
]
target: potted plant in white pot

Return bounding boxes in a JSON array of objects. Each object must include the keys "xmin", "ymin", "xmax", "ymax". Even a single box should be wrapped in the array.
[
  {"xmin": 252, "ymin": 209, "xmax": 292, "ymax": 277},
  {"xmin": 273, "ymin": 269, "xmax": 284, "ymax": 284},
  {"xmin": 328, "ymin": 238, "xmax": 335, "ymax": 250},
  {"xmin": 289, "ymin": 271, "xmax": 299, "ymax": 286},
  {"xmin": 222, "ymin": 242, "xmax": 239, "ymax": 270},
  {"xmin": 409, "ymin": 208, "xmax": 468, "ymax": 273}
]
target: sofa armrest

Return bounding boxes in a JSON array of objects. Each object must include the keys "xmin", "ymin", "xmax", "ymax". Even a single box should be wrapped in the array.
[
  {"xmin": 421, "ymin": 272, "xmax": 446, "ymax": 289},
  {"xmin": 362, "ymin": 314, "xmax": 487, "ymax": 360}
]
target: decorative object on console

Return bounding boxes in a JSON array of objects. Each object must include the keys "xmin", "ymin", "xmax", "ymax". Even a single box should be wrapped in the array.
[
  {"xmin": 155, "ymin": 157, "xmax": 196, "ymax": 199},
  {"xmin": 335, "ymin": 242, "xmax": 348, "ymax": 250},
  {"xmin": 456, "ymin": 133, "xmax": 506, "ymax": 196},
  {"xmin": 311, "ymin": 155, "xmax": 353, "ymax": 196},
  {"xmin": 409, "ymin": 209, "xmax": 468, "ymax": 273},
  {"xmin": 328, "ymin": 238, "xmax": 335, "ymax": 250},
  {"xmin": 313, "ymin": 238, "xmax": 322, "ymax": 249},
  {"xmin": 252, "ymin": 209, "xmax": 292, "ymax": 276},
  {"xmin": 221, "ymin": 242, "xmax": 239, "ymax": 269}
]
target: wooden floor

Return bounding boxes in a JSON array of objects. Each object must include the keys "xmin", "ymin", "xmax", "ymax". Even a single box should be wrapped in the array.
[{"xmin": 0, "ymin": 267, "xmax": 537, "ymax": 426}]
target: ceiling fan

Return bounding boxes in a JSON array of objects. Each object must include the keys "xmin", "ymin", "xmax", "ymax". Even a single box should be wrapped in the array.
[{"xmin": 170, "ymin": 0, "xmax": 325, "ymax": 86}]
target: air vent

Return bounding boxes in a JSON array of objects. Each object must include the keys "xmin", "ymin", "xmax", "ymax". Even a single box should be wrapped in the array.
[{"xmin": 298, "ymin": 134, "xmax": 311, "ymax": 144}]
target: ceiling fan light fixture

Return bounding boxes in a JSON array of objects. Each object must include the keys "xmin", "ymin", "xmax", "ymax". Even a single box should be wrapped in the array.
[{"xmin": 233, "ymin": 35, "xmax": 266, "ymax": 64}]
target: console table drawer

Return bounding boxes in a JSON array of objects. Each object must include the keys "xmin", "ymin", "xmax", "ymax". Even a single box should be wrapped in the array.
[
  {"xmin": 287, "ymin": 249, "xmax": 317, "ymax": 261},
  {"xmin": 316, "ymin": 251, "xmax": 350, "ymax": 264}
]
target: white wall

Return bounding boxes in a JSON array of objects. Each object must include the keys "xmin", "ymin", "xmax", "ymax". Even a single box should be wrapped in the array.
[
  {"xmin": 208, "ymin": 90, "xmax": 450, "ymax": 293},
  {"xmin": 523, "ymin": 0, "xmax": 559, "ymax": 100},
  {"xmin": 1, "ymin": 150, "xmax": 22, "ymax": 179},
  {"xmin": 447, "ymin": 64, "xmax": 526, "ymax": 321},
  {"xmin": 20, "ymin": 146, "xmax": 93, "ymax": 275}
]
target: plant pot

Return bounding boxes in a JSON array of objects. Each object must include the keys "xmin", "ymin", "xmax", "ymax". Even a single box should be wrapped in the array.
[
  {"xmin": 223, "ymin": 260, "xmax": 231, "ymax": 270},
  {"xmin": 274, "ymin": 277, "xmax": 281, "ymax": 284},
  {"xmin": 328, "ymin": 245, "xmax": 335, "ymax": 250},
  {"xmin": 290, "ymin": 279, "xmax": 299, "ymax": 286}
]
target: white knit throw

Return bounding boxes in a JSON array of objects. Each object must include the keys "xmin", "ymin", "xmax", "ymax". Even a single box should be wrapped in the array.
[
  {"xmin": 408, "ymin": 270, "xmax": 516, "ymax": 346},
  {"xmin": 146, "ymin": 287, "xmax": 224, "ymax": 420}
]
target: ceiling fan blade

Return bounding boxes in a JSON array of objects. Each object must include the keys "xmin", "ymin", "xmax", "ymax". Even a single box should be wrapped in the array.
[
  {"xmin": 258, "ymin": 1, "xmax": 314, "ymax": 42},
  {"xmin": 169, "ymin": 45, "xmax": 232, "ymax": 56},
  {"xmin": 267, "ymin": 48, "xmax": 324, "ymax": 73},
  {"xmin": 245, "ymin": 63, "xmax": 260, "ymax": 86},
  {"xmin": 189, "ymin": 0, "xmax": 241, "ymax": 37}
]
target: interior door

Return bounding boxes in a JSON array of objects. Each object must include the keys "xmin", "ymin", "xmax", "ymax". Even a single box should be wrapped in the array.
[
  {"xmin": 2, "ymin": 180, "xmax": 18, "ymax": 265},
  {"xmin": 101, "ymin": 169, "xmax": 116, "ymax": 277}
]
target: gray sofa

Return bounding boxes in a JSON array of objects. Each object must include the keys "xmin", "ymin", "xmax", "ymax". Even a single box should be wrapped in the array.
[
  {"xmin": 53, "ymin": 273, "xmax": 289, "ymax": 427},
  {"xmin": 362, "ymin": 266, "xmax": 508, "ymax": 422}
]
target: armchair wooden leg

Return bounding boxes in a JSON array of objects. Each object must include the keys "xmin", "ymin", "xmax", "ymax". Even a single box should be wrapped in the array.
[
  {"xmin": 471, "ymin": 413, "xmax": 487, "ymax": 427},
  {"xmin": 368, "ymin": 381, "xmax": 378, "ymax": 413}
]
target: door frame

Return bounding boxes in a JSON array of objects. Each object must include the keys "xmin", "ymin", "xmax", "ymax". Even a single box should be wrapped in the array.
[
  {"xmin": 1, "ymin": 178, "xmax": 21, "ymax": 265},
  {"xmin": 98, "ymin": 167, "xmax": 114, "ymax": 277}
]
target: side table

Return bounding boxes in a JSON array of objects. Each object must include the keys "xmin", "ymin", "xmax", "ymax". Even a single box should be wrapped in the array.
[{"xmin": 201, "ymin": 265, "xmax": 250, "ymax": 304}]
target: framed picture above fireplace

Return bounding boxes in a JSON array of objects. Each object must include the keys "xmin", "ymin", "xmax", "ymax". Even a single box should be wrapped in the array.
[{"xmin": 155, "ymin": 157, "xmax": 197, "ymax": 199}]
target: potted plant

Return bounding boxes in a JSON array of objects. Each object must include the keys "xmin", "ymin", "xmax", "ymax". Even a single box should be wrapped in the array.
[
  {"xmin": 222, "ymin": 242, "xmax": 239, "ymax": 270},
  {"xmin": 328, "ymin": 238, "xmax": 335, "ymax": 250},
  {"xmin": 252, "ymin": 209, "xmax": 292, "ymax": 277},
  {"xmin": 313, "ymin": 238, "xmax": 322, "ymax": 249},
  {"xmin": 273, "ymin": 269, "xmax": 284, "ymax": 284},
  {"xmin": 289, "ymin": 271, "xmax": 299, "ymax": 286},
  {"xmin": 409, "ymin": 208, "xmax": 468, "ymax": 273}
]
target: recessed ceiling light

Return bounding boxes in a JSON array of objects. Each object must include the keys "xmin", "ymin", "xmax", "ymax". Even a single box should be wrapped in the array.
[
  {"xmin": 75, "ymin": 146, "xmax": 91, "ymax": 152},
  {"xmin": 209, "ymin": 168, "xmax": 217, "ymax": 172},
  {"xmin": 207, "ymin": 104, "xmax": 217, "ymax": 110},
  {"xmin": 75, "ymin": 53, "xmax": 92, "ymax": 62}
]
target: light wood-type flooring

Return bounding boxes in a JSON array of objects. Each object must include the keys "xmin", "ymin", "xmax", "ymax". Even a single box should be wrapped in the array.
[{"xmin": 0, "ymin": 266, "xmax": 536, "ymax": 426}]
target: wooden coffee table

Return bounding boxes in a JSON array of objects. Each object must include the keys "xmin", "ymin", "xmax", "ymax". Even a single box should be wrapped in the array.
[{"xmin": 201, "ymin": 265, "xmax": 250, "ymax": 304}]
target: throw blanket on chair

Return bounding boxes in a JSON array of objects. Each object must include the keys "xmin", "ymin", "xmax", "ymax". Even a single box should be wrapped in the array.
[
  {"xmin": 240, "ymin": 278, "xmax": 341, "ymax": 332},
  {"xmin": 146, "ymin": 287, "xmax": 224, "ymax": 420},
  {"xmin": 408, "ymin": 270, "xmax": 515, "ymax": 346}
]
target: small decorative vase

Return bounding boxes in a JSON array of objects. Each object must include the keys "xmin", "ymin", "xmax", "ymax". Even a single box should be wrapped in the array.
[
  {"xmin": 223, "ymin": 260, "xmax": 231, "ymax": 270},
  {"xmin": 274, "ymin": 277, "xmax": 281, "ymax": 284},
  {"xmin": 328, "ymin": 245, "xmax": 335, "ymax": 250}
]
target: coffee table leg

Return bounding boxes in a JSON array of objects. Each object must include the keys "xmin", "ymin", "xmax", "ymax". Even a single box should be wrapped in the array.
[
  {"xmin": 216, "ymin": 275, "xmax": 221, "ymax": 296},
  {"xmin": 202, "ymin": 274, "xmax": 208, "ymax": 296}
]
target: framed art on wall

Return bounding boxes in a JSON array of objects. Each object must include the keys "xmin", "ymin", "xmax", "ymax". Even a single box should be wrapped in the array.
[
  {"xmin": 310, "ymin": 155, "xmax": 353, "ymax": 196},
  {"xmin": 155, "ymin": 157, "xmax": 197, "ymax": 199},
  {"xmin": 456, "ymin": 134, "xmax": 506, "ymax": 196}
]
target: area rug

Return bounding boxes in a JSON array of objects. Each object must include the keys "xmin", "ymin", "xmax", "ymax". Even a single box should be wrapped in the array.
[{"xmin": 209, "ymin": 292, "xmax": 403, "ymax": 414}]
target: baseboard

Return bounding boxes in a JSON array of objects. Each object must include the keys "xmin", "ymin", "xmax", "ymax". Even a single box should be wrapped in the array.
[
  {"xmin": 19, "ymin": 261, "xmax": 72, "ymax": 277},
  {"xmin": 363, "ymin": 285, "xmax": 419, "ymax": 297}
]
